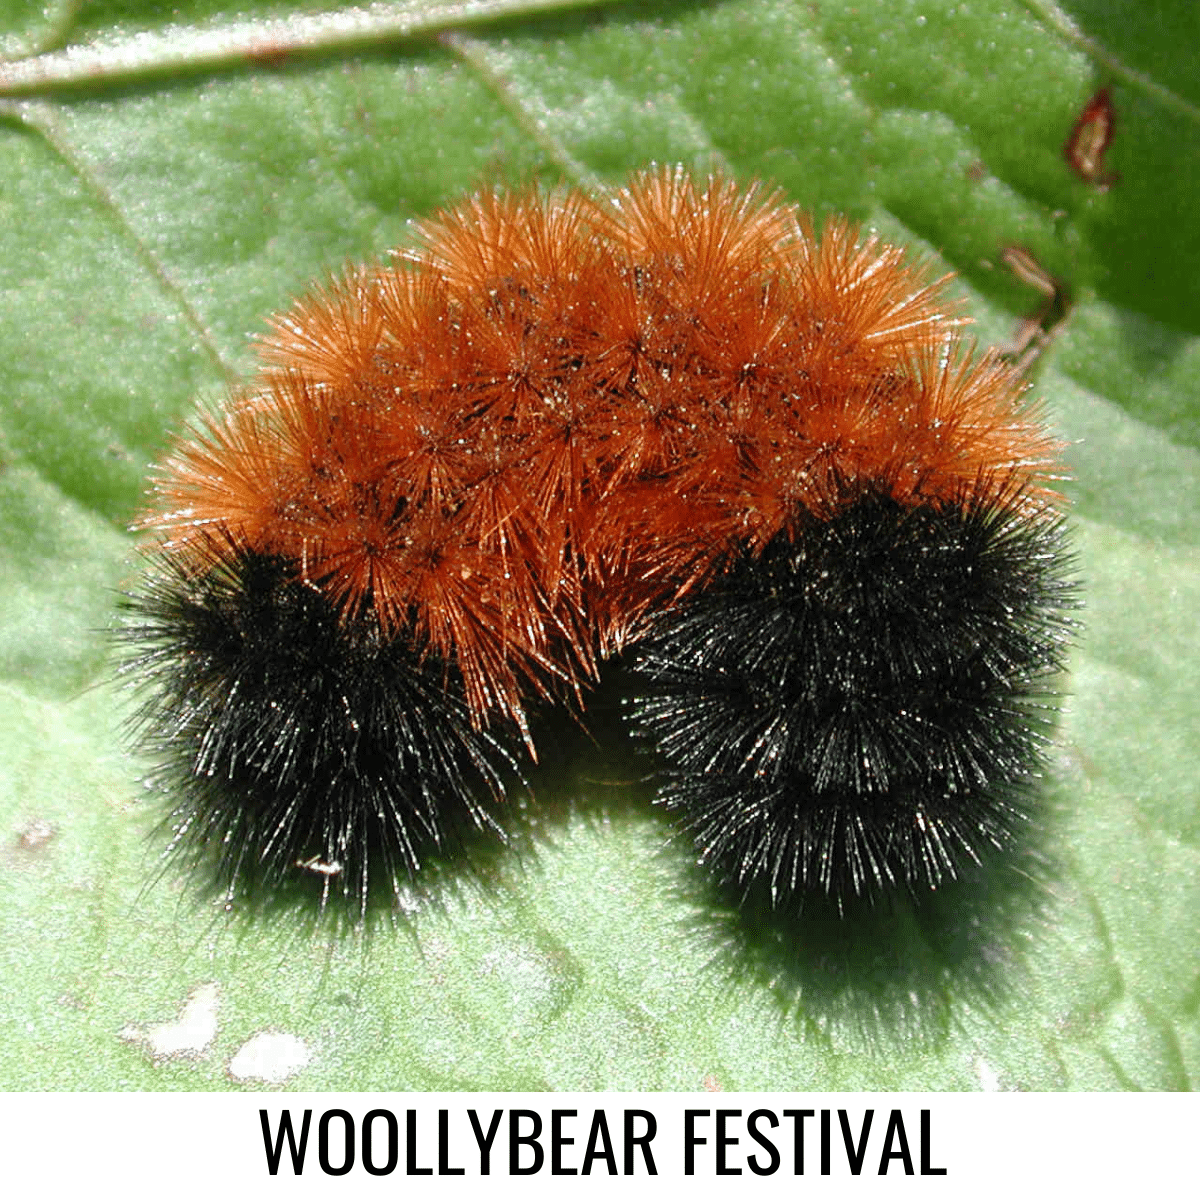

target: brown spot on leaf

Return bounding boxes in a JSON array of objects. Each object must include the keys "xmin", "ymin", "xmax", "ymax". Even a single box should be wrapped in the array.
[{"xmin": 1064, "ymin": 87, "xmax": 1119, "ymax": 190}]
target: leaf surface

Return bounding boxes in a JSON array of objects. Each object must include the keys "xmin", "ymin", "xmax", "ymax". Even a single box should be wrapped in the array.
[{"xmin": 0, "ymin": 0, "xmax": 1196, "ymax": 1090}]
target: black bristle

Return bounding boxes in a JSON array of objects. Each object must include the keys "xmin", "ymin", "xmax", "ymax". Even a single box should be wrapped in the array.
[
  {"xmin": 117, "ymin": 534, "xmax": 520, "ymax": 913},
  {"xmin": 628, "ymin": 484, "xmax": 1077, "ymax": 908}
]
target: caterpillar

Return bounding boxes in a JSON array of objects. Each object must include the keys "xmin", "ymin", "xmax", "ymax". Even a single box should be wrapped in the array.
[{"xmin": 119, "ymin": 166, "xmax": 1075, "ymax": 914}]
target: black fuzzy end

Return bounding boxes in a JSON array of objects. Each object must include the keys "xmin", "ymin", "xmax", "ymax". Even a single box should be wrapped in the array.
[
  {"xmin": 628, "ymin": 487, "xmax": 1077, "ymax": 907},
  {"xmin": 118, "ymin": 539, "xmax": 519, "ymax": 912}
]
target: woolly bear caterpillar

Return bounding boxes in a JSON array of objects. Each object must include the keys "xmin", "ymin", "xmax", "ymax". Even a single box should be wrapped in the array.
[{"xmin": 120, "ymin": 167, "xmax": 1075, "ymax": 913}]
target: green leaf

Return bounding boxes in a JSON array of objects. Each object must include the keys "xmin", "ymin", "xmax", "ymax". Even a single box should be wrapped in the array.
[{"xmin": 1, "ymin": 0, "xmax": 1196, "ymax": 1091}]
